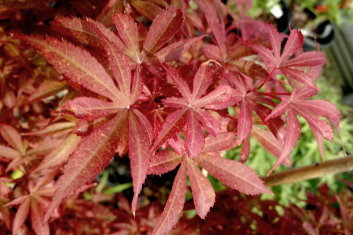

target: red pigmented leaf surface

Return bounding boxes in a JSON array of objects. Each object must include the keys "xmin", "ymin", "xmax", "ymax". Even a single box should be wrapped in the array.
[
  {"xmin": 63, "ymin": 97, "xmax": 122, "ymax": 120},
  {"xmin": 0, "ymin": 124, "xmax": 25, "ymax": 155},
  {"xmin": 266, "ymin": 87, "xmax": 340, "ymax": 173},
  {"xmin": 196, "ymin": 153, "xmax": 271, "ymax": 195},
  {"xmin": 28, "ymin": 80, "xmax": 67, "ymax": 104},
  {"xmin": 186, "ymin": 158, "xmax": 215, "ymax": 219},
  {"xmin": 155, "ymin": 62, "xmax": 236, "ymax": 157},
  {"xmin": 44, "ymin": 111, "xmax": 128, "ymax": 221},
  {"xmin": 251, "ymin": 25, "xmax": 327, "ymax": 86},
  {"xmin": 148, "ymin": 151, "xmax": 182, "ymax": 175},
  {"xmin": 268, "ymin": 110, "xmax": 300, "ymax": 175},
  {"xmin": 152, "ymin": 160, "xmax": 187, "ymax": 235},
  {"xmin": 3, "ymin": 2, "xmax": 342, "ymax": 234},
  {"xmin": 143, "ymin": 6, "xmax": 184, "ymax": 55},
  {"xmin": 129, "ymin": 110, "xmax": 152, "ymax": 212},
  {"xmin": 34, "ymin": 134, "xmax": 81, "ymax": 173},
  {"xmin": 113, "ymin": 12, "xmax": 141, "ymax": 63},
  {"xmin": 19, "ymin": 35, "xmax": 121, "ymax": 101}
]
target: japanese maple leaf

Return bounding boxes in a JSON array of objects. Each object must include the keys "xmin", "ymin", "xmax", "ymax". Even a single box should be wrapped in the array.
[
  {"xmin": 19, "ymin": 19, "xmax": 153, "ymax": 218},
  {"xmin": 222, "ymin": 72, "xmax": 284, "ymax": 162},
  {"xmin": 251, "ymin": 25, "xmax": 327, "ymax": 87},
  {"xmin": 6, "ymin": 171, "xmax": 57, "ymax": 235},
  {"xmin": 152, "ymin": 61, "xmax": 236, "ymax": 158},
  {"xmin": 266, "ymin": 87, "xmax": 340, "ymax": 174},
  {"xmin": 51, "ymin": 7, "xmax": 202, "ymax": 65},
  {"xmin": 0, "ymin": 124, "xmax": 57, "ymax": 172},
  {"xmin": 148, "ymin": 132, "xmax": 270, "ymax": 235},
  {"xmin": 196, "ymin": 0, "xmax": 268, "ymax": 80}
]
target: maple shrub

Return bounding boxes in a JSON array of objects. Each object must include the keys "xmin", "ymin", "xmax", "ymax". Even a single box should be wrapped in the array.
[{"xmin": 2, "ymin": 0, "xmax": 342, "ymax": 234}]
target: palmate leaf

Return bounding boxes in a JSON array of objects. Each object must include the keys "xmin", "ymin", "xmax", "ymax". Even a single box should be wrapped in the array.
[
  {"xmin": 266, "ymin": 87, "xmax": 340, "ymax": 173},
  {"xmin": 44, "ymin": 111, "xmax": 128, "ymax": 221},
  {"xmin": 155, "ymin": 62, "xmax": 236, "ymax": 157},
  {"xmin": 21, "ymin": 22, "xmax": 154, "ymax": 216},
  {"xmin": 0, "ymin": 124, "xmax": 25, "ymax": 155},
  {"xmin": 250, "ymin": 25, "xmax": 326, "ymax": 87}
]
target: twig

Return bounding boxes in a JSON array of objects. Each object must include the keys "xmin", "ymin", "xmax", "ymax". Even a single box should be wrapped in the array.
[{"xmin": 262, "ymin": 156, "xmax": 353, "ymax": 187}]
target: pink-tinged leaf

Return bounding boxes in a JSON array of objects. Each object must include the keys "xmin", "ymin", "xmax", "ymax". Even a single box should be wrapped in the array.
[
  {"xmin": 253, "ymin": 103, "xmax": 284, "ymax": 137},
  {"xmin": 202, "ymin": 44, "xmax": 223, "ymax": 62},
  {"xmin": 20, "ymin": 35, "xmax": 120, "ymax": 102},
  {"xmin": 203, "ymin": 132, "xmax": 236, "ymax": 153},
  {"xmin": 194, "ymin": 85, "xmax": 237, "ymax": 110},
  {"xmin": 152, "ymin": 160, "xmax": 187, "ymax": 235},
  {"xmin": 23, "ymin": 122, "xmax": 74, "ymax": 136},
  {"xmin": 154, "ymin": 36, "xmax": 205, "ymax": 63},
  {"xmin": 194, "ymin": 0, "xmax": 226, "ymax": 56},
  {"xmin": 96, "ymin": 0, "xmax": 124, "ymax": 26},
  {"xmin": 129, "ymin": 0, "xmax": 162, "ymax": 21},
  {"xmin": 265, "ymin": 101, "xmax": 289, "ymax": 121},
  {"xmin": 191, "ymin": 62, "xmax": 213, "ymax": 101},
  {"xmin": 185, "ymin": 111, "xmax": 205, "ymax": 158},
  {"xmin": 0, "ymin": 124, "xmax": 24, "ymax": 154},
  {"xmin": 186, "ymin": 158, "xmax": 215, "ymax": 219},
  {"xmin": 152, "ymin": 108, "xmax": 189, "ymax": 151},
  {"xmin": 240, "ymin": 136, "xmax": 250, "ymax": 162},
  {"xmin": 237, "ymin": 100, "xmax": 252, "ymax": 141},
  {"xmin": 86, "ymin": 20, "xmax": 132, "ymax": 98},
  {"xmin": 197, "ymin": 154, "xmax": 271, "ymax": 194},
  {"xmin": 268, "ymin": 110, "xmax": 300, "ymax": 175},
  {"xmin": 133, "ymin": 109, "xmax": 153, "ymax": 144},
  {"xmin": 282, "ymin": 51, "xmax": 326, "ymax": 68},
  {"xmin": 12, "ymin": 198, "xmax": 30, "ymax": 235},
  {"xmin": 251, "ymin": 126, "xmax": 291, "ymax": 165},
  {"xmin": 194, "ymin": 109, "xmax": 220, "ymax": 136},
  {"xmin": 0, "ymin": 145, "xmax": 20, "ymax": 160},
  {"xmin": 31, "ymin": 200, "xmax": 49, "ymax": 235},
  {"xmin": 147, "ymin": 151, "xmax": 182, "ymax": 175},
  {"xmin": 295, "ymin": 108, "xmax": 333, "ymax": 140},
  {"xmin": 143, "ymin": 6, "xmax": 184, "ymax": 55},
  {"xmin": 34, "ymin": 134, "xmax": 81, "ymax": 173},
  {"xmin": 130, "ymin": 65, "xmax": 143, "ymax": 104},
  {"xmin": 168, "ymin": 136, "xmax": 185, "ymax": 155},
  {"xmin": 292, "ymin": 86, "xmax": 318, "ymax": 99},
  {"xmin": 129, "ymin": 111, "xmax": 152, "ymax": 213},
  {"xmin": 281, "ymin": 68, "xmax": 315, "ymax": 87},
  {"xmin": 28, "ymin": 80, "xmax": 67, "ymax": 104},
  {"xmin": 113, "ymin": 13, "xmax": 141, "ymax": 63},
  {"xmin": 50, "ymin": 17, "xmax": 103, "ymax": 48},
  {"xmin": 266, "ymin": 24, "xmax": 283, "ymax": 66},
  {"xmin": 229, "ymin": 60, "xmax": 268, "ymax": 79},
  {"xmin": 164, "ymin": 66, "xmax": 192, "ymax": 98},
  {"xmin": 296, "ymin": 100, "xmax": 340, "ymax": 131},
  {"xmin": 280, "ymin": 28, "xmax": 303, "ymax": 62},
  {"xmin": 250, "ymin": 41, "xmax": 277, "ymax": 67},
  {"xmin": 44, "ymin": 111, "xmax": 128, "ymax": 222},
  {"xmin": 163, "ymin": 97, "xmax": 188, "ymax": 108},
  {"xmin": 62, "ymin": 97, "xmax": 120, "ymax": 120}
]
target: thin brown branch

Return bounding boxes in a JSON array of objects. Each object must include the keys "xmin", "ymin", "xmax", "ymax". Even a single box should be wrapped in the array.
[{"xmin": 262, "ymin": 156, "xmax": 353, "ymax": 187}]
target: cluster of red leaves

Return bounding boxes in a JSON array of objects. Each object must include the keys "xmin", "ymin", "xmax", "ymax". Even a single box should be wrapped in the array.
[{"xmin": 0, "ymin": 0, "xmax": 341, "ymax": 234}]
